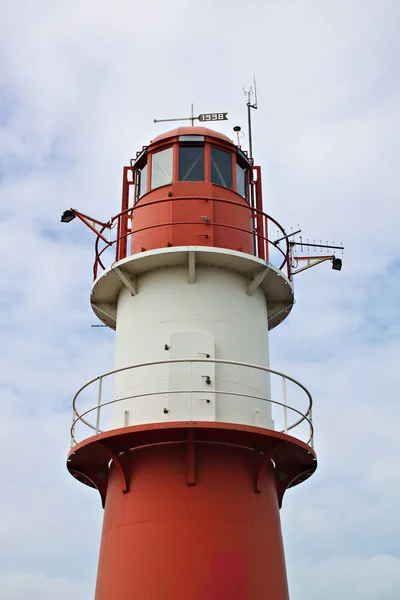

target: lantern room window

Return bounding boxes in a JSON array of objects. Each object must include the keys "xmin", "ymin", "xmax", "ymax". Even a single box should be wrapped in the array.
[
  {"xmin": 178, "ymin": 146, "xmax": 205, "ymax": 181},
  {"xmin": 137, "ymin": 163, "xmax": 148, "ymax": 199},
  {"xmin": 236, "ymin": 162, "xmax": 248, "ymax": 199},
  {"xmin": 210, "ymin": 147, "xmax": 232, "ymax": 189},
  {"xmin": 151, "ymin": 147, "xmax": 173, "ymax": 189}
]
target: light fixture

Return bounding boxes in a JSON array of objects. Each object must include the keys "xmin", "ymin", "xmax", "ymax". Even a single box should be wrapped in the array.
[
  {"xmin": 61, "ymin": 209, "xmax": 76, "ymax": 223},
  {"xmin": 332, "ymin": 257, "xmax": 342, "ymax": 271},
  {"xmin": 233, "ymin": 126, "xmax": 242, "ymax": 147}
]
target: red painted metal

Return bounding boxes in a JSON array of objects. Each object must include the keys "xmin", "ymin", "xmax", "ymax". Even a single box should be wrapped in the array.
[
  {"xmin": 151, "ymin": 126, "xmax": 232, "ymax": 145},
  {"xmin": 254, "ymin": 165, "xmax": 266, "ymax": 261},
  {"xmin": 92, "ymin": 197, "xmax": 290, "ymax": 280},
  {"xmin": 89, "ymin": 127, "xmax": 292, "ymax": 279},
  {"xmin": 117, "ymin": 166, "xmax": 131, "ymax": 261},
  {"xmin": 67, "ymin": 422, "xmax": 316, "ymax": 600}
]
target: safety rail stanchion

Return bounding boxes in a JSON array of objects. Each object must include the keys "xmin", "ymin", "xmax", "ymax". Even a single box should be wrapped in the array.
[
  {"xmin": 308, "ymin": 406, "xmax": 314, "ymax": 449},
  {"xmin": 282, "ymin": 376, "xmax": 288, "ymax": 434},
  {"xmin": 70, "ymin": 409, "xmax": 76, "ymax": 449},
  {"xmin": 95, "ymin": 377, "xmax": 103, "ymax": 434}
]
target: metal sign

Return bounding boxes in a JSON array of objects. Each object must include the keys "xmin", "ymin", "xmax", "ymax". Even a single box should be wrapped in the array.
[{"xmin": 198, "ymin": 112, "xmax": 228, "ymax": 122}]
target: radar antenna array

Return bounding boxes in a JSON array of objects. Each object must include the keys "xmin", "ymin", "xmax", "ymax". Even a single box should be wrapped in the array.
[{"xmin": 274, "ymin": 229, "xmax": 344, "ymax": 274}]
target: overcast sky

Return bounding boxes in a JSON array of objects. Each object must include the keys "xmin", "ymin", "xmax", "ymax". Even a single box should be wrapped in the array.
[{"xmin": 0, "ymin": 0, "xmax": 399, "ymax": 598}]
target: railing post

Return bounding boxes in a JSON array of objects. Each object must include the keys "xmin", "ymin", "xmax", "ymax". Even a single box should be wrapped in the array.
[
  {"xmin": 254, "ymin": 166, "xmax": 266, "ymax": 261},
  {"xmin": 96, "ymin": 376, "xmax": 103, "ymax": 434},
  {"xmin": 282, "ymin": 376, "xmax": 288, "ymax": 434},
  {"xmin": 189, "ymin": 361, "xmax": 193, "ymax": 419},
  {"xmin": 70, "ymin": 408, "xmax": 76, "ymax": 449},
  {"xmin": 309, "ymin": 406, "xmax": 314, "ymax": 449}
]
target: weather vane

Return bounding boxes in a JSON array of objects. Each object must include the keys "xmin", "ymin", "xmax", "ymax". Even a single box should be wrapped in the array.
[{"xmin": 154, "ymin": 104, "xmax": 228, "ymax": 127}]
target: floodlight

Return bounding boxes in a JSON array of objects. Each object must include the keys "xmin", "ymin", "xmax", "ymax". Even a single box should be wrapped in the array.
[
  {"xmin": 332, "ymin": 257, "xmax": 342, "ymax": 271},
  {"xmin": 61, "ymin": 209, "xmax": 76, "ymax": 223}
]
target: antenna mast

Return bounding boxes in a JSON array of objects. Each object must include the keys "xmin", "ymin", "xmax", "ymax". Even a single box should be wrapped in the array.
[
  {"xmin": 243, "ymin": 78, "xmax": 258, "ymax": 254},
  {"xmin": 243, "ymin": 76, "xmax": 258, "ymax": 160}
]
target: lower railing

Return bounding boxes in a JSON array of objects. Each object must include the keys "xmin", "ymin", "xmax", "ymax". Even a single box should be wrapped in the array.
[{"xmin": 70, "ymin": 359, "xmax": 314, "ymax": 449}]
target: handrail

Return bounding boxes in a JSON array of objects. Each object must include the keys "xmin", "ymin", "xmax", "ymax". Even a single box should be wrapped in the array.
[
  {"xmin": 71, "ymin": 389, "xmax": 313, "ymax": 447},
  {"xmin": 91, "ymin": 196, "xmax": 291, "ymax": 280},
  {"xmin": 70, "ymin": 358, "xmax": 313, "ymax": 449},
  {"xmin": 95, "ymin": 220, "xmax": 288, "ymax": 279}
]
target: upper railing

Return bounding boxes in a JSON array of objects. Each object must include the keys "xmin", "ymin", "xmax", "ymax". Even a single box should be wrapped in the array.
[
  {"xmin": 92, "ymin": 196, "xmax": 292, "ymax": 280},
  {"xmin": 70, "ymin": 358, "xmax": 314, "ymax": 449}
]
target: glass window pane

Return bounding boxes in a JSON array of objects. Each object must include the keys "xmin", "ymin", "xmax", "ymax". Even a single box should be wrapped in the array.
[
  {"xmin": 236, "ymin": 162, "xmax": 247, "ymax": 198},
  {"xmin": 179, "ymin": 135, "xmax": 205, "ymax": 142},
  {"xmin": 211, "ymin": 147, "xmax": 232, "ymax": 188},
  {"xmin": 179, "ymin": 146, "xmax": 204, "ymax": 181},
  {"xmin": 138, "ymin": 163, "xmax": 147, "ymax": 198},
  {"xmin": 151, "ymin": 147, "xmax": 173, "ymax": 189}
]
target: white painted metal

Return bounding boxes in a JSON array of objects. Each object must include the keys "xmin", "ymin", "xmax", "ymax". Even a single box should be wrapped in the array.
[
  {"xmin": 90, "ymin": 246, "xmax": 294, "ymax": 330},
  {"xmin": 247, "ymin": 267, "xmax": 270, "ymax": 296},
  {"xmin": 188, "ymin": 250, "xmax": 196, "ymax": 284},
  {"xmin": 168, "ymin": 331, "xmax": 216, "ymax": 421},
  {"xmin": 113, "ymin": 266, "xmax": 138, "ymax": 295},
  {"xmin": 111, "ymin": 264, "xmax": 274, "ymax": 429},
  {"xmin": 282, "ymin": 376, "xmax": 288, "ymax": 433}
]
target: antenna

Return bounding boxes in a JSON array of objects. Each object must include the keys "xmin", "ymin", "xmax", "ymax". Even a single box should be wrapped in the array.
[
  {"xmin": 243, "ymin": 75, "xmax": 258, "ymax": 160},
  {"xmin": 274, "ymin": 231, "xmax": 345, "ymax": 275},
  {"xmin": 243, "ymin": 77, "xmax": 258, "ymax": 255}
]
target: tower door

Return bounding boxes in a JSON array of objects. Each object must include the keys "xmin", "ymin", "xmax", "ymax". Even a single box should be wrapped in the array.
[{"xmin": 168, "ymin": 331, "xmax": 215, "ymax": 421}]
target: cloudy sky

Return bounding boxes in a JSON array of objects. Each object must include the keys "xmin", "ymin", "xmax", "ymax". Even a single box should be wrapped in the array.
[{"xmin": 1, "ymin": 0, "xmax": 399, "ymax": 598}]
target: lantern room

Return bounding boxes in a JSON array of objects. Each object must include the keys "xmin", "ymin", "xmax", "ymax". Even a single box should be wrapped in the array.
[{"xmin": 117, "ymin": 126, "xmax": 266, "ymax": 260}]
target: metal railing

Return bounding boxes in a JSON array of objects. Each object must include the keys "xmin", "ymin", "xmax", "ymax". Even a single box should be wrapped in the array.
[
  {"xmin": 70, "ymin": 359, "xmax": 313, "ymax": 449},
  {"xmin": 92, "ymin": 197, "xmax": 291, "ymax": 280}
]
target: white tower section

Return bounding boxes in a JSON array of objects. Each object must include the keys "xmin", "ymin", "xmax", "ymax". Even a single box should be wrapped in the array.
[{"xmin": 91, "ymin": 246, "xmax": 294, "ymax": 432}]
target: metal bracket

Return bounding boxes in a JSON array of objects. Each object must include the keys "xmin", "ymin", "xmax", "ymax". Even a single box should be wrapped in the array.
[
  {"xmin": 267, "ymin": 303, "xmax": 292, "ymax": 328},
  {"xmin": 187, "ymin": 429, "xmax": 196, "ymax": 486},
  {"xmin": 188, "ymin": 251, "xmax": 196, "ymax": 284},
  {"xmin": 255, "ymin": 441, "xmax": 283, "ymax": 494},
  {"xmin": 98, "ymin": 443, "xmax": 130, "ymax": 495},
  {"xmin": 69, "ymin": 468, "xmax": 108, "ymax": 508},
  {"xmin": 291, "ymin": 255, "xmax": 334, "ymax": 276},
  {"xmin": 113, "ymin": 266, "xmax": 138, "ymax": 295},
  {"xmin": 92, "ymin": 302, "xmax": 116, "ymax": 324},
  {"xmin": 247, "ymin": 268, "xmax": 270, "ymax": 296}
]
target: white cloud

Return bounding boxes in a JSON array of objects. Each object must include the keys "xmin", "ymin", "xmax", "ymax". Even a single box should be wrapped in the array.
[
  {"xmin": 0, "ymin": 0, "xmax": 399, "ymax": 598},
  {"xmin": 289, "ymin": 555, "xmax": 400, "ymax": 600},
  {"xmin": 0, "ymin": 571, "xmax": 91, "ymax": 600}
]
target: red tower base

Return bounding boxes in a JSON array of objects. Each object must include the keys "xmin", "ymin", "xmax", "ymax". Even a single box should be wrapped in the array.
[{"xmin": 67, "ymin": 423, "xmax": 316, "ymax": 600}]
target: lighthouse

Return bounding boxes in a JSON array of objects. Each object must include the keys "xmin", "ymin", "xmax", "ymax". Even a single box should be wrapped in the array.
[{"xmin": 66, "ymin": 124, "xmax": 320, "ymax": 599}]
